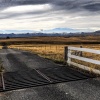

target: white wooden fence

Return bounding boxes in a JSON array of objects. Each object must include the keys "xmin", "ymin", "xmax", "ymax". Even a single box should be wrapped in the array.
[{"xmin": 64, "ymin": 46, "xmax": 100, "ymax": 75}]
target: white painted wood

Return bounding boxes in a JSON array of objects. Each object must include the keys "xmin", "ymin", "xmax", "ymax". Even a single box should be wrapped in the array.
[
  {"xmin": 68, "ymin": 61, "xmax": 100, "ymax": 75},
  {"xmin": 68, "ymin": 46, "xmax": 100, "ymax": 54},
  {"xmin": 66, "ymin": 46, "xmax": 100, "ymax": 74},
  {"xmin": 1, "ymin": 72, "xmax": 5, "ymax": 90},
  {"xmin": 68, "ymin": 49, "xmax": 71, "ymax": 66},
  {"xmin": 68, "ymin": 54, "xmax": 100, "ymax": 65}
]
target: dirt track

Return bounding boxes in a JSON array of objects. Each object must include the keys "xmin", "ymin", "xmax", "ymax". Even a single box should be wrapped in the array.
[{"xmin": 0, "ymin": 49, "xmax": 100, "ymax": 100}]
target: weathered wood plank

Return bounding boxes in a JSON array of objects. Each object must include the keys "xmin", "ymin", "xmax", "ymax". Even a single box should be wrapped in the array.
[
  {"xmin": 68, "ymin": 54, "xmax": 100, "ymax": 65},
  {"xmin": 64, "ymin": 46, "xmax": 68, "ymax": 61},
  {"xmin": 68, "ymin": 46, "xmax": 100, "ymax": 54},
  {"xmin": 68, "ymin": 61, "xmax": 100, "ymax": 75}
]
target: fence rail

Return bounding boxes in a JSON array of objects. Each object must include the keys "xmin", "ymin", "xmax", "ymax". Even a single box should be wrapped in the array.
[
  {"xmin": 68, "ymin": 46, "xmax": 100, "ymax": 54},
  {"xmin": 65, "ymin": 46, "xmax": 100, "ymax": 74}
]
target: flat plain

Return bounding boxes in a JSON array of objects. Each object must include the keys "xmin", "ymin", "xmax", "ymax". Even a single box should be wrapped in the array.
[{"xmin": 1, "ymin": 36, "xmax": 99, "ymax": 70}]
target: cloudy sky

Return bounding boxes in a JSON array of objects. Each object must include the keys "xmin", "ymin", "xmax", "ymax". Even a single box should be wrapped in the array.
[{"xmin": 0, "ymin": 0, "xmax": 100, "ymax": 32}]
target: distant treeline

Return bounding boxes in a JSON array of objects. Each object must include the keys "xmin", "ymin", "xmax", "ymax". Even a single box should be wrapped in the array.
[
  {"xmin": 0, "ymin": 41, "xmax": 100, "ymax": 46},
  {"xmin": 0, "ymin": 30, "xmax": 100, "ymax": 38}
]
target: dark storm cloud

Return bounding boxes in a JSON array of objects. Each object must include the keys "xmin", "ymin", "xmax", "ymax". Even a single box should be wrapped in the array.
[
  {"xmin": 83, "ymin": 3, "xmax": 100, "ymax": 11},
  {"xmin": 0, "ymin": 0, "xmax": 50, "ymax": 6},
  {"xmin": 13, "ymin": 0, "xmax": 50, "ymax": 5},
  {"xmin": 0, "ymin": 0, "xmax": 100, "ymax": 19},
  {"xmin": 0, "ymin": 0, "xmax": 100, "ymax": 12},
  {"xmin": 52, "ymin": 0, "xmax": 100, "ymax": 12},
  {"xmin": 0, "ymin": 11, "xmax": 48, "ymax": 19}
]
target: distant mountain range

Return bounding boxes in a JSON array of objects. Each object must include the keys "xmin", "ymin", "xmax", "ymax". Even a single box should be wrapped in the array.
[
  {"xmin": 0, "ymin": 28, "xmax": 93, "ymax": 34},
  {"xmin": 42, "ymin": 28, "xmax": 79, "ymax": 33},
  {"xmin": 0, "ymin": 28, "xmax": 99, "ymax": 38}
]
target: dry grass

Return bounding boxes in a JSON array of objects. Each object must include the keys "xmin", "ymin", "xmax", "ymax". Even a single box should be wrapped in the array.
[
  {"xmin": 0, "ymin": 36, "xmax": 99, "ymax": 71},
  {"xmin": 9, "ymin": 44, "xmax": 66, "ymax": 62},
  {"xmin": 0, "ymin": 36, "xmax": 100, "ymax": 45},
  {"xmin": 9, "ymin": 44, "xmax": 100, "ymax": 70},
  {"xmin": 0, "ymin": 46, "xmax": 2, "ymax": 49}
]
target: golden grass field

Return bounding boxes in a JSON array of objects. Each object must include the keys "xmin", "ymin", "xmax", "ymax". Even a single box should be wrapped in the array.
[
  {"xmin": 9, "ymin": 44, "xmax": 100, "ymax": 70},
  {"xmin": 0, "ymin": 36, "xmax": 100, "ymax": 71},
  {"xmin": 0, "ymin": 36, "xmax": 100, "ymax": 45}
]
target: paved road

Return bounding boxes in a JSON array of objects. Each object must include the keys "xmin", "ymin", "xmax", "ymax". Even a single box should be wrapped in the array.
[{"xmin": 0, "ymin": 49, "xmax": 100, "ymax": 100}]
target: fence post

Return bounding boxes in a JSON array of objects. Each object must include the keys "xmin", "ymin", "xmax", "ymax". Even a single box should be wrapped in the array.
[
  {"xmin": 80, "ymin": 46, "xmax": 83, "ymax": 57},
  {"xmin": 64, "ymin": 46, "xmax": 71, "ymax": 66},
  {"xmin": 0, "ymin": 66, "xmax": 5, "ymax": 91},
  {"xmin": 64, "ymin": 46, "xmax": 68, "ymax": 62},
  {"xmin": 1, "ymin": 72, "xmax": 5, "ymax": 90},
  {"xmin": 67, "ymin": 48, "xmax": 71, "ymax": 66}
]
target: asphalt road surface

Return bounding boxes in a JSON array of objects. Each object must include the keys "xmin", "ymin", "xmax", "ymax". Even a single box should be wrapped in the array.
[{"xmin": 0, "ymin": 49, "xmax": 100, "ymax": 100}]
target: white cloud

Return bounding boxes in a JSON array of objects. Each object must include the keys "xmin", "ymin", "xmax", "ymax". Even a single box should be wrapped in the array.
[
  {"xmin": 0, "ymin": 2, "xmax": 100, "ymax": 32},
  {"xmin": 1, "ymin": 4, "xmax": 52, "ymax": 13}
]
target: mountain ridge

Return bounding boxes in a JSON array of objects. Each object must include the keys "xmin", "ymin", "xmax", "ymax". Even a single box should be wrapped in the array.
[{"xmin": 0, "ymin": 28, "xmax": 93, "ymax": 34}]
